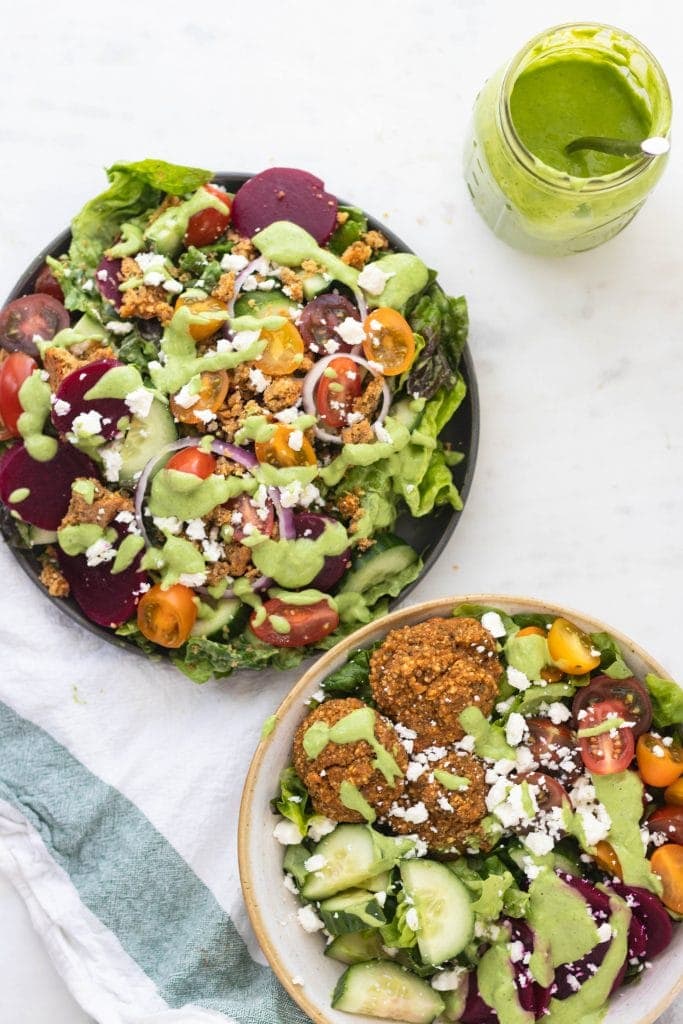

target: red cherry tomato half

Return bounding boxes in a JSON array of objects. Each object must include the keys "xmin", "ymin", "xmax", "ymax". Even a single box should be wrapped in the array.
[
  {"xmin": 316, "ymin": 356, "xmax": 363, "ymax": 430},
  {"xmin": 34, "ymin": 263, "xmax": 64, "ymax": 303},
  {"xmin": 166, "ymin": 446, "xmax": 217, "ymax": 479},
  {"xmin": 648, "ymin": 806, "xmax": 683, "ymax": 846},
  {"xmin": 578, "ymin": 699, "xmax": 636, "ymax": 775},
  {"xmin": 0, "ymin": 293, "xmax": 69, "ymax": 359},
  {"xmin": 514, "ymin": 771, "xmax": 569, "ymax": 833},
  {"xmin": 297, "ymin": 293, "xmax": 361, "ymax": 354},
  {"xmin": 224, "ymin": 491, "xmax": 275, "ymax": 543},
  {"xmin": 184, "ymin": 184, "xmax": 232, "ymax": 248},
  {"xmin": 525, "ymin": 718, "xmax": 581, "ymax": 783},
  {"xmin": 572, "ymin": 675, "xmax": 652, "ymax": 739},
  {"xmin": 250, "ymin": 598, "xmax": 339, "ymax": 648},
  {"xmin": 0, "ymin": 352, "xmax": 38, "ymax": 435}
]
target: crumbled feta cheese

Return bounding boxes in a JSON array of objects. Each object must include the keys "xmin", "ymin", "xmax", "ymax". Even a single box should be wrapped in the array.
[
  {"xmin": 405, "ymin": 907, "xmax": 419, "ymax": 932},
  {"xmin": 221, "ymin": 253, "xmax": 249, "ymax": 273},
  {"xmin": 547, "ymin": 702, "xmax": 572, "ymax": 724},
  {"xmin": 96, "ymin": 269, "xmax": 108, "ymax": 281},
  {"xmin": 193, "ymin": 408, "xmax": 215, "ymax": 425},
  {"xmin": 153, "ymin": 516, "xmax": 182, "ymax": 535},
  {"xmin": 283, "ymin": 873, "xmax": 299, "ymax": 894},
  {"xmin": 71, "ymin": 410, "xmax": 103, "ymax": 436},
  {"xmin": 85, "ymin": 538, "xmax": 116, "ymax": 567},
  {"xmin": 177, "ymin": 572, "xmax": 207, "ymax": 588},
  {"xmin": 288, "ymin": 429, "xmax": 304, "ymax": 452},
  {"xmin": 274, "ymin": 405, "xmax": 302, "ymax": 424},
  {"xmin": 173, "ymin": 384, "xmax": 200, "ymax": 409},
  {"xmin": 406, "ymin": 761, "xmax": 426, "ymax": 782},
  {"xmin": 507, "ymin": 666, "xmax": 532, "ymax": 691},
  {"xmin": 437, "ymin": 795, "xmax": 454, "ymax": 813},
  {"xmin": 125, "ymin": 387, "xmax": 154, "ymax": 420},
  {"xmin": 335, "ymin": 317, "xmax": 366, "ymax": 347},
  {"xmin": 163, "ymin": 279, "xmax": 183, "ymax": 294},
  {"xmin": 523, "ymin": 831, "xmax": 554, "ymax": 856},
  {"xmin": 404, "ymin": 802, "xmax": 429, "ymax": 824},
  {"xmin": 506, "ymin": 712, "xmax": 528, "ymax": 747},
  {"xmin": 232, "ymin": 329, "xmax": 262, "ymax": 351},
  {"xmin": 202, "ymin": 539, "xmax": 224, "ymax": 563},
  {"xmin": 596, "ymin": 923, "xmax": 613, "ymax": 944},
  {"xmin": 304, "ymin": 854, "xmax": 327, "ymax": 873},
  {"xmin": 278, "ymin": 480, "xmax": 321, "ymax": 509},
  {"xmin": 307, "ymin": 817, "xmax": 336, "ymax": 842},
  {"xmin": 53, "ymin": 398, "xmax": 71, "ymax": 417},
  {"xmin": 105, "ymin": 320, "xmax": 133, "ymax": 336},
  {"xmin": 101, "ymin": 448, "xmax": 123, "ymax": 483},
  {"xmin": 357, "ymin": 263, "xmax": 393, "ymax": 296},
  {"xmin": 431, "ymin": 967, "xmax": 465, "ymax": 992},
  {"xmin": 481, "ymin": 611, "xmax": 507, "ymax": 638},
  {"xmin": 273, "ymin": 820, "xmax": 302, "ymax": 845},
  {"xmin": 454, "ymin": 734, "xmax": 476, "ymax": 754},
  {"xmin": 241, "ymin": 275, "xmax": 258, "ymax": 292},
  {"xmin": 297, "ymin": 905, "xmax": 325, "ymax": 933},
  {"xmin": 185, "ymin": 519, "xmax": 207, "ymax": 541},
  {"xmin": 508, "ymin": 941, "xmax": 525, "ymax": 964},
  {"xmin": 248, "ymin": 367, "xmax": 271, "ymax": 393}
]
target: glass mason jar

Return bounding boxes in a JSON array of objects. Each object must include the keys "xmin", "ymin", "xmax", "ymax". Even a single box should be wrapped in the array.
[{"xmin": 463, "ymin": 23, "xmax": 672, "ymax": 256}]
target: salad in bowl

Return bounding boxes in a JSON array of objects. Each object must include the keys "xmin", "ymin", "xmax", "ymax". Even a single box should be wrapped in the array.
[
  {"xmin": 240, "ymin": 598, "xmax": 683, "ymax": 1024},
  {"xmin": 0, "ymin": 160, "xmax": 474, "ymax": 680}
]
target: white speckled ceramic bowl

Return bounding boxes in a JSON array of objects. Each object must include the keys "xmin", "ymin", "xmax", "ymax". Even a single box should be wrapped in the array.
[{"xmin": 238, "ymin": 596, "xmax": 682, "ymax": 1024}]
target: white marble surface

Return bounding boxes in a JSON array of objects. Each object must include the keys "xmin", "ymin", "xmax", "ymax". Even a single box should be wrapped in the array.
[{"xmin": 0, "ymin": 0, "xmax": 681, "ymax": 1021}]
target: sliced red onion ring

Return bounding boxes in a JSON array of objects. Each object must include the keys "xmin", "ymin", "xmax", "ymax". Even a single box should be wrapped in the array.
[
  {"xmin": 226, "ymin": 257, "xmax": 270, "ymax": 316},
  {"xmin": 353, "ymin": 288, "xmax": 368, "ymax": 322},
  {"xmin": 133, "ymin": 437, "xmax": 258, "ymax": 546},
  {"xmin": 268, "ymin": 485, "xmax": 295, "ymax": 541},
  {"xmin": 301, "ymin": 352, "xmax": 391, "ymax": 445}
]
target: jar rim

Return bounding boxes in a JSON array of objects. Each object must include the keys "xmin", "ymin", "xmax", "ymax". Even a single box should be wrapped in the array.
[{"xmin": 499, "ymin": 21, "xmax": 673, "ymax": 193}]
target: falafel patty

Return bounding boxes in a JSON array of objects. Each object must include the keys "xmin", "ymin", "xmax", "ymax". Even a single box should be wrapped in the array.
[
  {"xmin": 384, "ymin": 750, "xmax": 489, "ymax": 854},
  {"xmin": 368, "ymin": 617, "xmax": 503, "ymax": 747},
  {"xmin": 292, "ymin": 697, "xmax": 408, "ymax": 823}
]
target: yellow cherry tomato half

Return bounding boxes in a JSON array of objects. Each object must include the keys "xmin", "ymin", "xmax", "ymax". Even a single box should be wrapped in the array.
[
  {"xmin": 257, "ymin": 321, "xmax": 304, "ymax": 376},
  {"xmin": 175, "ymin": 295, "xmax": 227, "ymax": 341},
  {"xmin": 636, "ymin": 733, "xmax": 683, "ymax": 788},
  {"xmin": 650, "ymin": 844, "xmax": 683, "ymax": 914},
  {"xmin": 547, "ymin": 617, "xmax": 601, "ymax": 675},
  {"xmin": 594, "ymin": 840, "xmax": 623, "ymax": 880},
  {"xmin": 137, "ymin": 583, "xmax": 197, "ymax": 649},
  {"xmin": 362, "ymin": 307, "xmax": 415, "ymax": 376},
  {"xmin": 664, "ymin": 778, "xmax": 683, "ymax": 806},
  {"xmin": 170, "ymin": 370, "xmax": 229, "ymax": 426},
  {"xmin": 255, "ymin": 424, "xmax": 316, "ymax": 468}
]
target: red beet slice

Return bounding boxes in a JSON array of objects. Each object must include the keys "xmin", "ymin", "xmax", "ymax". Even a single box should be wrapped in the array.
[
  {"xmin": 232, "ymin": 168, "xmax": 338, "ymax": 244},
  {"xmin": 608, "ymin": 881, "xmax": 674, "ymax": 959},
  {"xmin": 0, "ymin": 441, "xmax": 98, "ymax": 530},
  {"xmin": 57, "ymin": 520, "xmax": 148, "ymax": 628},
  {"xmin": 96, "ymin": 256, "xmax": 123, "ymax": 310},
  {"xmin": 294, "ymin": 513, "xmax": 351, "ymax": 591},
  {"xmin": 52, "ymin": 359, "xmax": 127, "ymax": 441},
  {"xmin": 460, "ymin": 972, "xmax": 497, "ymax": 1024},
  {"xmin": 0, "ymin": 294, "xmax": 70, "ymax": 358}
]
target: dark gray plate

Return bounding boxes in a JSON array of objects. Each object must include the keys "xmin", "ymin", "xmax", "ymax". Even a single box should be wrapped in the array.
[{"xmin": 0, "ymin": 172, "xmax": 479, "ymax": 657}]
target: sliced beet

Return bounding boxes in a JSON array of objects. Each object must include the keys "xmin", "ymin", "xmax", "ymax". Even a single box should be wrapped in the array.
[
  {"xmin": 96, "ymin": 256, "xmax": 123, "ymax": 310},
  {"xmin": 0, "ymin": 441, "xmax": 97, "ymax": 530},
  {"xmin": 294, "ymin": 512, "xmax": 351, "ymax": 591},
  {"xmin": 58, "ymin": 520, "xmax": 148, "ymax": 628},
  {"xmin": 0, "ymin": 294, "xmax": 69, "ymax": 358},
  {"xmin": 608, "ymin": 881, "xmax": 674, "ymax": 958},
  {"xmin": 557, "ymin": 872, "xmax": 611, "ymax": 920},
  {"xmin": 509, "ymin": 919, "xmax": 552, "ymax": 1019},
  {"xmin": 52, "ymin": 359, "xmax": 127, "ymax": 441},
  {"xmin": 231, "ymin": 168, "xmax": 338, "ymax": 244},
  {"xmin": 460, "ymin": 972, "xmax": 497, "ymax": 1024},
  {"xmin": 553, "ymin": 940, "xmax": 611, "ymax": 1000}
]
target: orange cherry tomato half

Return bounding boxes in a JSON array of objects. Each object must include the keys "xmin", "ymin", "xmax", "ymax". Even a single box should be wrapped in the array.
[
  {"xmin": 316, "ymin": 356, "xmax": 363, "ymax": 429},
  {"xmin": 166, "ymin": 446, "xmax": 217, "ymax": 479},
  {"xmin": 184, "ymin": 184, "xmax": 232, "ymax": 248},
  {"xmin": 137, "ymin": 583, "xmax": 197, "ymax": 649},
  {"xmin": 636, "ymin": 733, "xmax": 683, "ymax": 788},
  {"xmin": 547, "ymin": 617, "xmax": 601, "ymax": 675},
  {"xmin": 664, "ymin": 778, "xmax": 683, "ymax": 806},
  {"xmin": 257, "ymin": 321, "xmax": 305, "ymax": 376},
  {"xmin": 254, "ymin": 424, "xmax": 316, "ymax": 468},
  {"xmin": 175, "ymin": 294, "xmax": 227, "ymax": 341},
  {"xmin": 578, "ymin": 699, "xmax": 635, "ymax": 775},
  {"xmin": 594, "ymin": 840, "xmax": 623, "ymax": 879},
  {"xmin": 517, "ymin": 626, "xmax": 546, "ymax": 638},
  {"xmin": 650, "ymin": 843, "xmax": 683, "ymax": 914},
  {"xmin": 362, "ymin": 307, "xmax": 415, "ymax": 376},
  {"xmin": 0, "ymin": 352, "xmax": 38, "ymax": 436},
  {"xmin": 250, "ymin": 598, "xmax": 339, "ymax": 648},
  {"xmin": 170, "ymin": 370, "xmax": 229, "ymax": 426}
]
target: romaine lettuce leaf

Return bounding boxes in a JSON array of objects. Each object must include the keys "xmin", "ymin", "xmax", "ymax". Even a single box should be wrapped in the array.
[
  {"xmin": 406, "ymin": 286, "xmax": 468, "ymax": 399},
  {"xmin": 645, "ymin": 673, "xmax": 683, "ymax": 728},
  {"xmin": 274, "ymin": 768, "xmax": 315, "ymax": 836},
  {"xmin": 321, "ymin": 643, "xmax": 380, "ymax": 703},
  {"xmin": 327, "ymin": 206, "xmax": 368, "ymax": 255},
  {"xmin": 173, "ymin": 632, "xmax": 305, "ymax": 682}
]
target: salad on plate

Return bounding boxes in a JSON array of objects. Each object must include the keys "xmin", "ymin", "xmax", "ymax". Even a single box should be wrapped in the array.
[
  {"xmin": 0, "ymin": 160, "xmax": 471, "ymax": 680},
  {"xmin": 271, "ymin": 605, "xmax": 683, "ymax": 1023}
]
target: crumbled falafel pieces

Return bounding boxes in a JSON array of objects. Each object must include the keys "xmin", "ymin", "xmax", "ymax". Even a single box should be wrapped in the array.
[
  {"xmin": 59, "ymin": 479, "xmax": 134, "ymax": 531},
  {"xmin": 263, "ymin": 376, "xmax": 303, "ymax": 412},
  {"xmin": 352, "ymin": 375, "xmax": 385, "ymax": 419},
  {"xmin": 292, "ymin": 697, "xmax": 408, "ymax": 823},
  {"xmin": 205, "ymin": 543, "xmax": 252, "ymax": 586},
  {"xmin": 363, "ymin": 229, "xmax": 389, "ymax": 251},
  {"xmin": 341, "ymin": 418, "xmax": 374, "ymax": 445},
  {"xmin": 384, "ymin": 751, "xmax": 489, "ymax": 854},
  {"xmin": 39, "ymin": 559, "xmax": 70, "ymax": 598},
  {"xmin": 369, "ymin": 617, "xmax": 503, "ymax": 747},
  {"xmin": 278, "ymin": 268, "xmax": 304, "ymax": 303},
  {"xmin": 227, "ymin": 231, "xmax": 256, "ymax": 261},
  {"xmin": 43, "ymin": 345, "xmax": 116, "ymax": 392},
  {"xmin": 217, "ymin": 394, "xmax": 264, "ymax": 441},
  {"xmin": 211, "ymin": 272, "xmax": 235, "ymax": 305},
  {"xmin": 341, "ymin": 241, "xmax": 373, "ymax": 269},
  {"xmin": 119, "ymin": 284, "xmax": 174, "ymax": 324}
]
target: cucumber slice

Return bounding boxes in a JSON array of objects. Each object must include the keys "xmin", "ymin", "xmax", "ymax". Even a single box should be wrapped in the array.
[
  {"xmin": 325, "ymin": 929, "xmax": 386, "ymax": 965},
  {"xmin": 332, "ymin": 962, "xmax": 444, "ymax": 1023},
  {"xmin": 301, "ymin": 825, "xmax": 411, "ymax": 901},
  {"xmin": 319, "ymin": 888, "xmax": 387, "ymax": 935},
  {"xmin": 441, "ymin": 974, "xmax": 469, "ymax": 1021},
  {"xmin": 29, "ymin": 526, "xmax": 58, "ymax": 545},
  {"xmin": 400, "ymin": 860, "xmax": 474, "ymax": 967},
  {"xmin": 302, "ymin": 274, "xmax": 328, "ymax": 300},
  {"xmin": 340, "ymin": 534, "xmax": 419, "ymax": 599},
  {"xmin": 358, "ymin": 870, "xmax": 393, "ymax": 893},
  {"xmin": 283, "ymin": 844, "xmax": 309, "ymax": 889},
  {"xmin": 233, "ymin": 289, "xmax": 299, "ymax": 319},
  {"xmin": 191, "ymin": 598, "xmax": 242, "ymax": 638},
  {"xmin": 116, "ymin": 400, "xmax": 177, "ymax": 487}
]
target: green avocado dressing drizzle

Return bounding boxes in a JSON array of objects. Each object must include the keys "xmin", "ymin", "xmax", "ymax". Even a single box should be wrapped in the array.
[
  {"xmin": 72, "ymin": 479, "xmax": 95, "ymax": 503},
  {"xmin": 84, "ymin": 365, "xmax": 146, "ymax": 402},
  {"xmin": 143, "ymin": 187, "xmax": 229, "ymax": 256},
  {"xmin": 242, "ymin": 520, "xmax": 349, "ymax": 589},
  {"xmin": 268, "ymin": 614, "xmax": 291, "ymax": 635},
  {"xmin": 303, "ymin": 706, "xmax": 403, "ymax": 786},
  {"xmin": 148, "ymin": 467, "xmax": 255, "ymax": 520},
  {"xmin": 111, "ymin": 534, "xmax": 145, "ymax": 574},
  {"xmin": 141, "ymin": 535, "xmax": 205, "ymax": 588},
  {"xmin": 261, "ymin": 714, "xmax": 277, "ymax": 739},
  {"xmin": 339, "ymin": 781, "xmax": 377, "ymax": 824},
  {"xmin": 8, "ymin": 487, "xmax": 30, "ymax": 504},
  {"xmin": 433, "ymin": 769, "xmax": 470, "ymax": 791},
  {"xmin": 57, "ymin": 524, "xmax": 116, "ymax": 556},
  {"xmin": 17, "ymin": 372, "xmax": 58, "ymax": 462}
]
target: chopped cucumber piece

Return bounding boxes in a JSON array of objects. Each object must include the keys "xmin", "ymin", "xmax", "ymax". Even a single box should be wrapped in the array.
[
  {"xmin": 233, "ymin": 288, "xmax": 299, "ymax": 319},
  {"xmin": 191, "ymin": 598, "xmax": 242, "ymax": 638},
  {"xmin": 302, "ymin": 274, "xmax": 328, "ymax": 300},
  {"xmin": 400, "ymin": 860, "xmax": 474, "ymax": 967},
  {"xmin": 325, "ymin": 929, "xmax": 386, "ymax": 965},
  {"xmin": 332, "ymin": 961, "xmax": 444, "ymax": 1023},
  {"xmin": 301, "ymin": 825, "xmax": 412, "ymax": 901},
  {"xmin": 319, "ymin": 888, "xmax": 387, "ymax": 935},
  {"xmin": 283, "ymin": 844, "xmax": 309, "ymax": 889},
  {"xmin": 359, "ymin": 869, "xmax": 393, "ymax": 893},
  {"xmin": 28, "ymin": 526, "xmax": 58, "ymax": 545},
  {"xmin": 116, "ymin": 400, "xmax": 177, "ymax": 487},
  {"xmin": 340, "ymin": 533, "xmax": 419, "ymax": 600}
]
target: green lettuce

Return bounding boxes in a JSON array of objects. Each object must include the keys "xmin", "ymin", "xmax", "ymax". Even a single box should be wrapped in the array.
[
  {"xmin": 173, "ymin": 632, "xmax": 305, "ymax": 682},
  {"xmin": 406, "ymin": 285, "xmax": 469, "ymax": 399},
  {"xmin": 645, "ymin": 673, "xmax": 683, "ymax": 728},
  {"xmin": 321, "ymin": 642, "xmax": 381, "ymax": 702},
  {"xmin": 68, "ymin": 158, "xmax": 213, "ymax": 270},
  {"xmin": 589, "ymin": 632, "xmax": 632, "ymax": 680},
  {"xmin": 274, "ymin": 768, "xmax": 315, "ymax": 836},
  {"xmin": 328, "ymin": 205, "xmax": 368, "ymax": 255}
]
